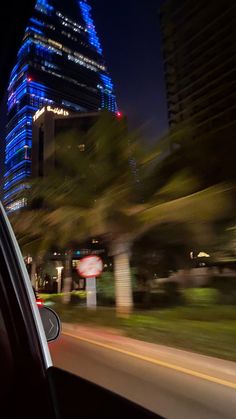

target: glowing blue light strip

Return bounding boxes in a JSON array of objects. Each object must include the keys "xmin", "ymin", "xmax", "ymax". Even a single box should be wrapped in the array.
[
  {"xmin": 3, "ymin": 184, "xmax": 29, "ymax": 201},
  {"xmin": 79, "ymin": 1, "xmax": 102, "ymax": 54},
  {"xmin": 30, "ymin": 17, "xmax": 45, "ymax": 27},
  {"xmin": 100, "ymin": 74, "xmax": 113, "ymax": 93},
  {"xmin": 8, "ymin": 79, "xmax": 48, "ymax": 112},
  {"xmin": 4, "ymin": 172, "xmax": 31, "ymax": 191},
  {"xmin": 25, "ymin": 26, "xmax": 44, "ymax": 35},
  {"xmin": 17, "ymin": 39, "xmax": 32, "ymax": 59},
  {"xmin": 6, "ymin": 144, "xmax": 31, "ymax": 160},
  {"xmin": 5, "ymin": 75, "xmax": 51, "ymax": 194},
  {"xmin": 36, "ymin": 0, "xmax": 54, "ymax": 14},
  {"xmin": 5, "ymin": 122, "xmax": 32, "ymax": 155},
  {"xmin": 99, "ymin": 74, "xmax": 118, "ymax": 112},
  {"xmin": 8, "ymin": 80, "xmax": 28, "ymax": 110},
  {"xmin": 8, "ymin": 64, "xmax": 29, "ymax": 90},
  {"xmin": 7, "ymin": 105, "xmax": 38, "ymax": 129},
  {"xmin": 5, "ymin": 159, "xmax": 31, "ymax": 178},
  {"xmin": 4, "ymin": 165, "xmax": 31, "ymax": 185},
  {"xmin": 5, "ymin": 138, "xmax": 32, "ymax": 162},
  {"xmin": 6, "ymin": 128, "xmax": 32, "ymax": 148}
]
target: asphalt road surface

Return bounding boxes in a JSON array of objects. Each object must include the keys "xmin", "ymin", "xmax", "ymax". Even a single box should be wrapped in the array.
[{"xmin": 50, "ymin": 333, "xmax": 236, "ymax": 419}]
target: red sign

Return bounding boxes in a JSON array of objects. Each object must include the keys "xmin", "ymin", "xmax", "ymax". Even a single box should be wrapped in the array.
[{"xmin": 77, "ymin": 255, "xmax": 103, "ymax": 278}]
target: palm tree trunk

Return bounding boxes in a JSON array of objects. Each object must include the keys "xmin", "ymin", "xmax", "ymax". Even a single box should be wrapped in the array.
[
  {"xmin": 62, "ymin": 250, "xmax": 72, "ymax": 304},
  {"xmin": 112, "ymin": 239, "xmax": 133, "ymax": 316}
]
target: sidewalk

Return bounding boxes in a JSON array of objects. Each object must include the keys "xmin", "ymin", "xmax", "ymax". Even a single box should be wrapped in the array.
[{"xmin": 62, "ymin": 322, "xmax": 236, "ymax": 385}]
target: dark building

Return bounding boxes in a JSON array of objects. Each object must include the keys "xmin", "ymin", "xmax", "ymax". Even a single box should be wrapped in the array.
[
  {"xmin": 32, "ymin": 105, "xmax": 99, "ymax": 177},
  {"xmin": 4, "ymin": 0, "xmax": 117, "ymax": 212},
  {"xmin": 161, "ymin": 0, "xmax": 236, "ymax": 137}
]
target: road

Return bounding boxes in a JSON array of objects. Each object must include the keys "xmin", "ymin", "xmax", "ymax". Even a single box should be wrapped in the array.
[{"xmin": 50, "ymin": 329, "xmax": 236, "ymax": 419}]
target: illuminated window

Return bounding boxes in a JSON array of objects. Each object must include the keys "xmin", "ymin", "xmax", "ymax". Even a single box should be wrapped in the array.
[{"xmin": 6, "ymin": 198, "xmax": 27, "ymax": 213}]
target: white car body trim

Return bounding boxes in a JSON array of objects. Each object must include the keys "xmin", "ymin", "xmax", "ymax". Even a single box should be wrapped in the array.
[{"xmin": 0, "ymin": 202, "xmax": 52, "ymax": 369}]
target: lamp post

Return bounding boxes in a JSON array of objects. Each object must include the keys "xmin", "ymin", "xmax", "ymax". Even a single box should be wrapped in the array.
[{"xmin": 56, "ymin": 266, "xmax": 63, "ymax": 294}]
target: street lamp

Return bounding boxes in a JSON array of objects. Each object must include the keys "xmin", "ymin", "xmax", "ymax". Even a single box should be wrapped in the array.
[{"xmin": 56, "ymin": 266, "xmax": 64, "ymax": 294}]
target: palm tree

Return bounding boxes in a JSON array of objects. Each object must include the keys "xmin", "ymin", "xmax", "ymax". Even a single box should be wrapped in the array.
[
  {"xmin": 37, "ymin": 113, "xmax": 233, "ymax": 313},
  {"xmin": 13, "ymin": 112, "xmax": 232, "ymax": 315}
]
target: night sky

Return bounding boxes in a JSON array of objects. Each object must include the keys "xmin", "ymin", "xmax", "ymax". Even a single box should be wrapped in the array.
[{"xmin": 91, "ymin": 0, "xmax": 168, "ymax": 142}]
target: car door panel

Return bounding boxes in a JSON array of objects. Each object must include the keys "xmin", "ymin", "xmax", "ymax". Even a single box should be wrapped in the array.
[{"xmin": 48, "ymin": 366, "xmax": 163, "ymax": 419}]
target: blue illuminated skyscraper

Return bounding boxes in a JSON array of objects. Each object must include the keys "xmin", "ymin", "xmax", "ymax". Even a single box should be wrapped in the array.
[{"xmin": 4, "ymin": 0, "xmax": 117, "ymax": 212}]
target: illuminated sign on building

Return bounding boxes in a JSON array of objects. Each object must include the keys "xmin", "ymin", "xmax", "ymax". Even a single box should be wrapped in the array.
[
  {"xmin": 33, "ymin": 106, "xmax": 69, "ymax": 121},
  {"xmin": 33, "ymin": 107, "xmax": 45, "ymax": 121}
]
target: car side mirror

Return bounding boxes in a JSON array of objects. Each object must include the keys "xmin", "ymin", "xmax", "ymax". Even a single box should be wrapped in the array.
[{"xmin": 39, "ymin": 306, "xmax": 61, "ymax": 342}]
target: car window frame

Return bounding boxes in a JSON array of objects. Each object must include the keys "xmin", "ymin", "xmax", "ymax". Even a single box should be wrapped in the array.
[
  {"xmin": 0, "ymin": 202, "xmax": 52, "ymax": 369},
  {"xmin": 0, "ymin": 202, "xmax": 57, "ymax": 418}
]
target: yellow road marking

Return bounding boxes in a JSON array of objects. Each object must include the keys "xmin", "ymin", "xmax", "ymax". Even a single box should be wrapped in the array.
[{"xmin": 63, "ymin": 332, "xmax": 236, "ymax": 390}]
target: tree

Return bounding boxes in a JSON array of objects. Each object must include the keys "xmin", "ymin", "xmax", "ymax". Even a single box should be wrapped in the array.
[
  {"xmin": 14, "ymin": 112, "xmax": 232, "ymax": 315},
  {"xmin": 10, "ymin": 205, "xmax": 57, "ymax": 288}
]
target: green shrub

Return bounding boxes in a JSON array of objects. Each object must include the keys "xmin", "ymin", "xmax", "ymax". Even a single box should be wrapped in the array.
[
  {"xmin": 173, "ymin": 306, "xmax": 236, "ymax": 321},
  {"xmin": 40, "ymin": 293, "xmax": 63, "ymax": 303},
  {"xmin": 70, "ymin": 291, "xmax": 86, "ymax": 306},
  {"xmin": 97, "ymin": 293, "xmax": 115, "ymax": 307},
  {"xmin": 97, "ymin": 269, "xmax": 137, "ymax": 302},
  {"xmin": 40, "ymin": 291, "xmax": 86, "ymax": 306},
  {"xmin": 133, "ymin": 282, "xmax": 183, "ymax": 309},
  {"xmin": 184, "ymin": 288, "xmax": 219, "ymax": 306},
  {"xmin": 97, "ymin": 272, "xmax": 115, "ymax": 299},
  {"xmin": 210, "ymin": 276, "xmax": 236, "ymax": 304},
  {"xmin": 162, "ymin": 281, "xmax": 183, "ymax": 306}
]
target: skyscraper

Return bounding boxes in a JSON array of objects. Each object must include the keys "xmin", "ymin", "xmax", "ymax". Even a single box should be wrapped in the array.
[
  {"xmin": 161, "ymin": 0, "xmax": 236, "ymax": 135},
  {"xmin": 4, "ymin": 0, "xmax": 117, "ymax": 212}
]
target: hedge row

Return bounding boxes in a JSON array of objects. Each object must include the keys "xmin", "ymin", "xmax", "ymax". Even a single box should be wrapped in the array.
[{"xmin": 41, "ymin": 276, "xmax": 236, "ymax": 308}]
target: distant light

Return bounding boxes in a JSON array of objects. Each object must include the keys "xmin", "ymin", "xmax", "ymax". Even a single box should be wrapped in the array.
[
  {"xmin": 116, "ymin": 111, "xmax": 122, "ymax": 118},
  {"xmin": 27, "ymin": 77, "xmax": 32, "ymax": 82},
  {"xmin": 197, "ymin": 252, "xmax": 210, "ymax": 258}
]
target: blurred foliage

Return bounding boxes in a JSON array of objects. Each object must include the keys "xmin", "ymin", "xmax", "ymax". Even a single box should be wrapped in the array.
[
  {"xmin": 155, "ymin": 126, "xmax": 236, "ymax": 191},
  {"xmin": 11, "ymin": 112, "xmax": 233, "ymax": 254},
  {"xmin": 183, "ymin": 288, "xmax": 219, "ymax": 306},
  {"xmin": 40, "ymin": 291, "xmax": 86, "ymax": 306},
  {"xmin": 209, "ymin": 276, "xmax": 236, "ymax": 304},
  {"xmin": 97, "ymin": 269, "xmax": 137, "ymax": 305},
  {"xmin": 97, "ymin": 271, "xmax": 115, "ymax": 299},
  {"xmin": 162, "ymin": 280, "xmax": 181, "ymax": 301},
  {"xmin": 9, "ymin": 112, "xmax": 236, "ymax": 312}
]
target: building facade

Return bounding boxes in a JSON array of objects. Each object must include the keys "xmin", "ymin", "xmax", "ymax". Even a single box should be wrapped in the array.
[
  {"xmin": 32, "ymin": 106, "xmax": 99, "ymax": 178},
  {"xmin": 4, "ymin": 0, "xmax": 117, "ymax": 212},
  {"xmin": 161, "ymin": 0, "xmax": 236, "ymax": 136}
]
